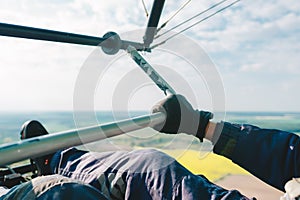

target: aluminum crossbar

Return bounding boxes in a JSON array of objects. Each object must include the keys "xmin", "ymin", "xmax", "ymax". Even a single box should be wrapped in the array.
[{"xmin": 0, "ymin": 112, "xmax": 165, "ymax": 166}]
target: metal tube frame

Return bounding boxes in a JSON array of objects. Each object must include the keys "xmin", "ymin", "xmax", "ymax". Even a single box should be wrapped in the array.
[
  {"xmin": 143, "ymin": 0, "xmax": 166, "ymax": 48},
  {"xmin": 0, "ymin": 112, "xmax": 165, "ymax": 166},
  {"xmin": 127, "ymin": 45, "xmax": 176, "ymax": 95},
  {"xmin": 0, "ymin": 22, "xmax": 145, "ymax": 51}
]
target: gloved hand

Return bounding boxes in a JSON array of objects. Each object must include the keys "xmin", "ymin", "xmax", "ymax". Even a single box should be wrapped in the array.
[{"xmin": 152, "ymin": 94, "xmax": 213, "ymax": 141}]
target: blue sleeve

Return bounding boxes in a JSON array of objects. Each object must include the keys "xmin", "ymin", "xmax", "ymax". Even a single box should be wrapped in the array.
[{"xmin": 213, "ymin": 122, "xmax": 300, "ymax": 191}]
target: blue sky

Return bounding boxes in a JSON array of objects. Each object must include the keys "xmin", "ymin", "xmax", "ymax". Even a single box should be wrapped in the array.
[{"xmin": 0, "ymin": 0, "xmax": 299, "ymax": 112}]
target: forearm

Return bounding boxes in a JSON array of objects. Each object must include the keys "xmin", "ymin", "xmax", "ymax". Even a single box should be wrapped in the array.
[
  {"xmin": 205, "ymin": 121, "xmax": 241, "ymax": 159},
  {"xmin": 204, "ymin": 121, "xmax": 222, "ymax": 145},
  {"xmin": 204, "ymin": 121, "xmax": 216, "ymax": 141},
  {"xmin": 151, "ymin": 94, "xmax": 300, "ymax": 191},
  {"xmin": 205, "ymin": 121, "xmax": 300, "ymax": 191}
]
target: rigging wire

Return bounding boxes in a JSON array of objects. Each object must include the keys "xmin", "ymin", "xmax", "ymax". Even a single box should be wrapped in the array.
[
  {"xmin": 156, "ymin": 0, "xmax": 192, "ymax": 33},
  {"xmin": 155, "ymin": 0, "xmax": 229, "ymax": 39},
  {"xmin": 141, "ymin": 0, "xmax": 149, "ymax": 17},
  {"xmin": 151, "ymin": 0, "xmax": 241, "ymax": 50}
]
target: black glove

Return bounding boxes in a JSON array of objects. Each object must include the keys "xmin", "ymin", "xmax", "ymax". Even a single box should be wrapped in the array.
[{"xmin": 152, "ymin": 94, "xmax": 213, "ymax": 141}]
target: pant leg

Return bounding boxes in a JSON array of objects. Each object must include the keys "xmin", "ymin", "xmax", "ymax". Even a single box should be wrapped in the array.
[
  {"xmin": 0, "ymin": 174, "xmax": 107, "ymax": 200},
  {"xmin": 50, "ymin": 148, "xmax": 252, "ymax": 200}
]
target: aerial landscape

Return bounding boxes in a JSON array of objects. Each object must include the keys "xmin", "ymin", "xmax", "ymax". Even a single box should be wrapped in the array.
[{"xmin": 0, "ymin": 0, "xmax": 299, "ymax": 199}]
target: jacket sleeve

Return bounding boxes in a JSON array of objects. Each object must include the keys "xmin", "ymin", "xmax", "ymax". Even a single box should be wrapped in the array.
[{"xmin": 213, "ymin": 122, "xmax": 300, "ymax": 191}]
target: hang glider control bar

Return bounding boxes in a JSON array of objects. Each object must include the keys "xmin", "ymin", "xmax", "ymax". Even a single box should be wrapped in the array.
[{"xmin": 0, "ymin": 112, "xmax": 166, "ymax": 166}]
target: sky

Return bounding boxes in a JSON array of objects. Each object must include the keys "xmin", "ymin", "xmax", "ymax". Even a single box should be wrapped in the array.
[{"xmin": 0, "ymin": 0, "xmax": 299, "ymax": 112}]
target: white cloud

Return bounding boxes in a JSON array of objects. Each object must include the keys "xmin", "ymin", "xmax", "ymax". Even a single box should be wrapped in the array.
[{"xmin": 240, "ymin": 63, "xmax": 263, "ymax": 72}]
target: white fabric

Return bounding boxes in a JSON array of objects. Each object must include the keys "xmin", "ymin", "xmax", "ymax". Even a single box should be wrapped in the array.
[{"xmin": 281, "ymin": 178, "xmax": 300, "ymax": 200}]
